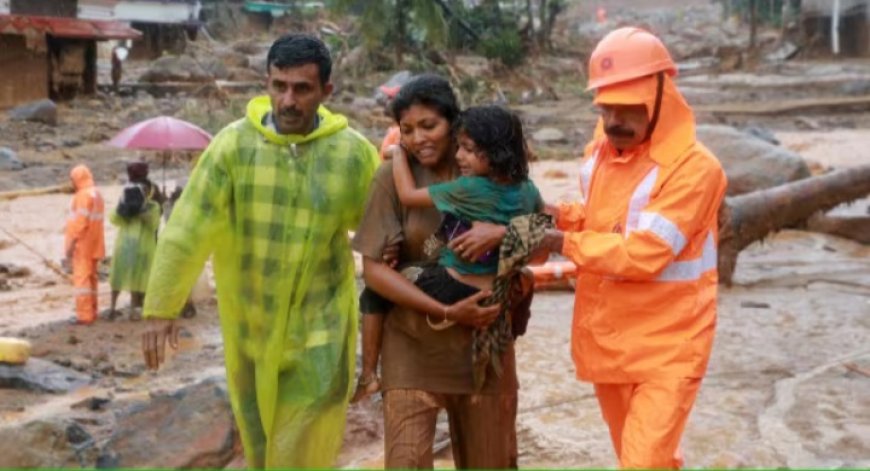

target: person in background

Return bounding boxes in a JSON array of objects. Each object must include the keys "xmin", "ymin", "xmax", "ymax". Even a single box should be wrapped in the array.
[
  {"xmin": 65, "ymin": 164, "xmax": 105, "ymax": 325},
  {"xmin": 106, "ymin": 161, "xmax": 162, "ymax": 321}
]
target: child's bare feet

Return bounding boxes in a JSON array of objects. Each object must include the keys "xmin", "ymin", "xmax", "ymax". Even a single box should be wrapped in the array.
[{"xmin": 350, "ymin": 372, "xmax": 380, "ymax": 403}]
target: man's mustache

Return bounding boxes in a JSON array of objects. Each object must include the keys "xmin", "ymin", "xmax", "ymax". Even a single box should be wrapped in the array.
[
  {"xmin": 605, "ymin": 125, "xmax": 635, "ymax": 138},
  {"xmin": 278, "ymin": 108, "xmax": 302, "ymax": 118}
]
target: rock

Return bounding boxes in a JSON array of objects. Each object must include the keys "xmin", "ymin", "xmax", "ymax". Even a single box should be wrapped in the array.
[
  {"xmin": 0, "ymin": 358, "xmax": 91, "ymax": 393},
  {"xmin": 70, "ymin": 395, "xmax": 111, "ymax": 411},
  {"xmin": 795, "ymin": 116, "xmax": 821, "ymax": 130},
  {"xmin": 0, "ymin": 263, "xmax": 29, "ymax": 277},
  {"xmin": 696, "ymin": 125, "xmax": 811, "ymax": 195},
  {"xmin": 218, "ymin": 51, "xmax": 249, "ymax": 69},
  {"xmin": 0, "ymin": 419, "xmax": 97, "ymax": 467},
  {"xmin": 61, "ymin": 139, "xmax": 82, "ymax": 148},
  {"xmin": 140, "ymin": 56, "xmax": 213, "ymax": 83},
  {"xmin": 248, "ymin": 54, "xmax": 267, "ymax": 73},
  {"xmin": 351, "ymin": 97, "xmax": 377, "ymax": 110},
  {"xmin": 9, "ymin": 99, "xmax": 58, "ymax": 125},
  {"xmin": 532, "ymin": 127, "xmax": 567, "ymax": 143},
  {"xmin": 0, "ymin": 148, "xmax": 24, "ymax": 171},
  {"xmin": 740, "ymin": 125, "xmax": 779, "ymax": 145},
  {"xmin": 227, "ymin": 67, "xmax": 262, "ymax": 82},
  {"xmin": 200, "ymin": 58, "xmax": 229, "ymax": 80},
  {"xmin": 97, "ymin": 377, "xmax": 237, "ymax": 468}
]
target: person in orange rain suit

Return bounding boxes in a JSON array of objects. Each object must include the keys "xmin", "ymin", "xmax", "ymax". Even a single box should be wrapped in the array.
[
  {"xmin": 65, "ymin": 164, "xmax": 105, "ymax": 325},
  {"xmin": 378, "ymin": 84, "xmax": 401, "ymax": 160},
  {"xmin": 532, "ymin": 27, "xmax": 728, "ymax": 469}
]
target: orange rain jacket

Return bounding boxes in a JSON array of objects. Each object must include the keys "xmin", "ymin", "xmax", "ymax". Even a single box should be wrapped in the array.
[
  {"xmin": 65, "ymin": 165, "xmax": 105, "ymax": 260},
  {"xmin": 558, "ymin": 74, "xmax": 727, "ymax": 383}
]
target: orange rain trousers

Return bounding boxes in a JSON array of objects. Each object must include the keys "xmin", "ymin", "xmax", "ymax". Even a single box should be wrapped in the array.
[
  {"xmin": 72, "ymin": 256, "xmax": 99, "ymax": 323},
  {"xmin": 594, "ymin": 378, "xmax": 701, "ymax": 469}
]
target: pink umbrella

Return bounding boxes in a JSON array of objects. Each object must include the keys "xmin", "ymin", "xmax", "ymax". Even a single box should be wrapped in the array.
[
  {"xmin": 108, "ymin": 116, "xmax": 213, "ymax": 193},
  {"xmin": 108, "ymin": 116, "xmax": 212, "ymax": 151}
]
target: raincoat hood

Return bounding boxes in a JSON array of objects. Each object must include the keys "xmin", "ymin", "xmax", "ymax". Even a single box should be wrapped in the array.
[
  {"xmin": 246, "ymin": 95, "xmax": 348, "ymax": 145},
  {"xmin": 593, "ymin": 74, "xmax": 695, "ymax": 166},
  {"xmin": 70, "ymin": 164, "xmax": 95, "ymax": 190}
]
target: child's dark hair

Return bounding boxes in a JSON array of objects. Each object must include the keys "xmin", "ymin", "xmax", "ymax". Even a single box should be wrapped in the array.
[
  {"xmin": 391, "ymin": 74, "xmax": 459, "ymax": 126},
  {"xmin": 456, "ymin": 105, "xmax": 530, "ymax": 183},
  {"xmin": 267, "ymin": 33, "xmax": 332, "ymax": 85}
]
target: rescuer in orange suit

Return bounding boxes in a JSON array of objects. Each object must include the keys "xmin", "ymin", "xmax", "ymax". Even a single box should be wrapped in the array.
[
  {"xmin": 533, "ymin": 27, "xmax": 728, "ymax": 468},
  {"xmin": 65, "ymin": 164, "xmax": 106, "ymax": 325}
]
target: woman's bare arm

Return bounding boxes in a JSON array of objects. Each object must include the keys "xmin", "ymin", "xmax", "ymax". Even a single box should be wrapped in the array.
[{"xmin": 362, "ymin": 256, "xmax": 499, "ymax": 328}]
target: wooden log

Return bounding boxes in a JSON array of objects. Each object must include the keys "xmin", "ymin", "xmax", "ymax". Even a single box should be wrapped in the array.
[
  {"xmin": 718, "ymin": 164, "xmax": 870, "ymax": 285},
  {"xmin": 697, "ymin": 94, "xmax": 870, "ymax": 116},
  {"xmin": 0, "ymin": 184, "xmax": 73, "ymax": 201}
]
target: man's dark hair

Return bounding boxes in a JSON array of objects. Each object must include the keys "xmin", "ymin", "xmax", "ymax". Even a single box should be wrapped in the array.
[
  {"xmin": 391, "ymin": 74, "xmax": 459, "ymax": 125},
  {"xmin": 266, "ymin": 33, "xmax": 332, "ymax": 85},
  {"xmin": 456, "ymin": 105, "xmax": 530, "ymax": 184}
]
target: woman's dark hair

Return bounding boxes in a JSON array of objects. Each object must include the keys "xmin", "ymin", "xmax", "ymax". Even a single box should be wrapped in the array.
[
  {"xmin": 457, "ymin": 105, "xmax": 530, "ymax": 183},
  {"xmin": 266, "ymin": 33, "xmax": 332, "ymax": 85},
  {"xmin": 391, "ymin": 74, "xmax": 459, "ymax": 125}
]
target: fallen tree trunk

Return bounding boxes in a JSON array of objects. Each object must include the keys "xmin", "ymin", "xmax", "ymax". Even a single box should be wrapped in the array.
[
  {"xmin": 718, "ymin": 164, "xmax": 870, "ymax": 285},
  {"xmin": 806, "ymin": 214, "xmax": 870, "ymax": 244},
  {"xmin": 0, "ymin": 184, "xmax": 72, "ymax": 201}
]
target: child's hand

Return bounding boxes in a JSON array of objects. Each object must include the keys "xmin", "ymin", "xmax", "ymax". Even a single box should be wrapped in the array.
[
  {"xmin": 448, "ymin": 221, "xmax": 506, "ymax": 262},
  {"xmin": 388, "ymin": 145, "xmax": 407, "ymax": 161}
]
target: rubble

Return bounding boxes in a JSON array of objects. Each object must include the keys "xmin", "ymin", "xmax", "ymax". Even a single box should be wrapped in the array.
[
  {"xmin": 532, "ymin": 128, "xmax": 567, "ymax": 143},
  {"xmin": 0, "ymin": 148, "xmax": 24, "ymax": 171},
  {"xmin": 0, "ymin": 420, "xmax": 98, "ymax": 468},
  {"xmin": 97, "ymin": 377, "xmax": 237, "ymax": 468},
  {"xmin": 140, "ymin": 56, "xmax": 214, "ymax": 83},
  {"xmin": 9, "ymin": 100, "xmax": 58, "ymax": 126},
  {"xmin": 0, "ymin": 358, "xmax": 91, "ymax": 393},
  {"xmin": 698, "ymin": 125, "xmax": 811, "ymax": 195}
]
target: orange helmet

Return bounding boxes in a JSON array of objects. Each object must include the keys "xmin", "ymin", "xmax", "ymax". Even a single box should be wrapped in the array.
[{"xmin": 586, "ymin": 27, "xmax": 677, "ymax": 91}]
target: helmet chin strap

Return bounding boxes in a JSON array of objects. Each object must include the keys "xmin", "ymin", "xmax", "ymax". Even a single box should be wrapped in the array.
[{"xmin": 645, "ymin": 72, "xmax": 665, "ymax": 142}]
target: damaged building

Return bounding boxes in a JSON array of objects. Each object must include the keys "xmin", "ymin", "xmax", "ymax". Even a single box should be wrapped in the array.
[
  {"xmin": 802, "ymin": 0, "xmax": 870, "ymax": 56},
  {"xmin": 0, "ymin": 3, "xmax": 140, "ymax": 108}
]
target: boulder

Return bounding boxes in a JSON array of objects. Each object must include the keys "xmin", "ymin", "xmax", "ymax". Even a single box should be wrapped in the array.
[
  {"xmin": 697, "ymin": 125, "xmax": 811, "ymax": 195},
  {"xmin": 532, "ymin": 127, "xmax": 567, "ymax": 143},
  {"xmin": 200, "ymin": 58, "xmax": 230, "ymax": 80},
  {"xmin": 0, "ymin": 358, "xmax": 91, "ymax": 393},
  {"xmin": 8, "ymin": 99, "xmax": 58, "ymax": 126},
  {"xmin": 0, "ymin": 420, "xmax": 97, "ymax": 467},
  {"xmin": 0, "ymin": 147, "xmax": 24, "ymax": 171},
  {"xmin": 97, "ymin": 376, "xmax": 237, "ymax": 468},
  {"xmin": 140, "ymin": 56, "xmax": 213, "ymax": 83}
]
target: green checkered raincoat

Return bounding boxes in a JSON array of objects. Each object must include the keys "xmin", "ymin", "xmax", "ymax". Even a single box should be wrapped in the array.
[{"xmin": 143, "ymin": 96, "xmax": 380, "ymax": 467}]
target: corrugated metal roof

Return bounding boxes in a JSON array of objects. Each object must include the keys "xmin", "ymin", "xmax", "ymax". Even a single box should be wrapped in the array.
[{"xmin": 0, "ymin": 14, "xmax": 141, "ymax": 40}]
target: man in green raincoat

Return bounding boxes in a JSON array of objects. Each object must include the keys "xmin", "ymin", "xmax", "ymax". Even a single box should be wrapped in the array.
[{"xmin": 140, "ymin": 34, "xmax": 380, "ymax": 468}]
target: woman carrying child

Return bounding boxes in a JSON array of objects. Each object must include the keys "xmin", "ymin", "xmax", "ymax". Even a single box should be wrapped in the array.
[{"xmin": 351, "ymin": 74, "xmax": 540, "ymax": 469}]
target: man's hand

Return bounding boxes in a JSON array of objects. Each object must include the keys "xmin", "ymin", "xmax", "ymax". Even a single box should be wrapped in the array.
[
  {"xmin": 446, "ymin": 291, "xmax": 500, "ymax": 329},
  {"xmin": 530, "ymin": 229, "xmax": 565, "ymax": 262},
  {"xmin": 448, "ymin": 221, "xmax": 507, "ymax": 262},
  {"xmin": 382, "ymin": 242, "xmax": 400, "ymax": 269},
  {"xmin": 141, "ymin": 318, "xmax": 180, "ymax": 370}
]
